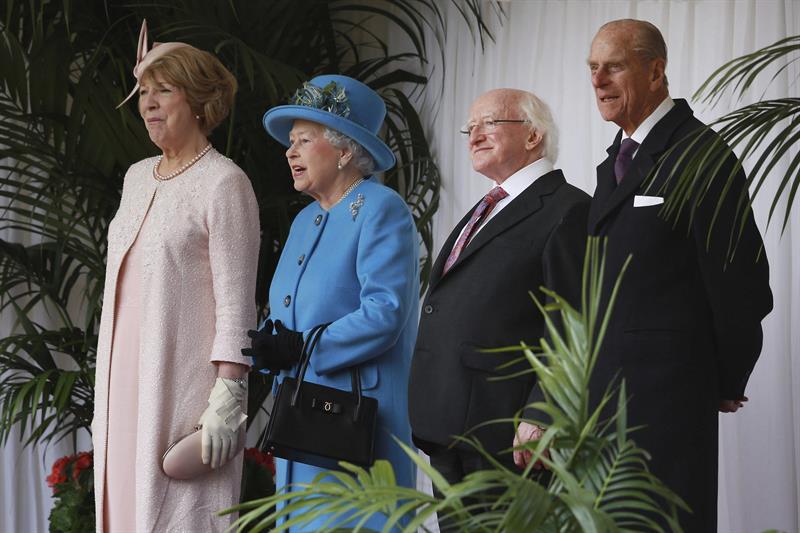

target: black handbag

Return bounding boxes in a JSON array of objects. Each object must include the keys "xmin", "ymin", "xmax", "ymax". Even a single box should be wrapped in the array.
[{"xmin": 260, "ymin": 323, "xmax": 378, "ymax": 470}]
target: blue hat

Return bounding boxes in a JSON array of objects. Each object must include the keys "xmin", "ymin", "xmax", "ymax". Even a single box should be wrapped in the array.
[{"xmin": 262, "ymin": 75, "xmax": 396, "ymax": 173}]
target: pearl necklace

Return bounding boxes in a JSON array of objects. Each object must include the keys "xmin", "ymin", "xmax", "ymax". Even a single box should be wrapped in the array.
[
  {"xmin": 331, "ymin": 177, "xmax": 365, "ymax": 208},
  {"xmin": 152, "ymin": 143, "xmax": 213, "ymax": 181}
]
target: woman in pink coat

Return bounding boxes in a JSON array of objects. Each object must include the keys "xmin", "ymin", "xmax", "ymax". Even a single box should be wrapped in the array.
[{"xmin": 92, "ymin": 21, "xmax": 259, "ymax": 532}]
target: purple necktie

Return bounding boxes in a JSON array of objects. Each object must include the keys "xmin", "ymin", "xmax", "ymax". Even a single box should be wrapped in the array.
[
  {"xmin": 614, "ymin": 138, "xmax": 640, "ymax": 183},
  {"xmin": 443, "ymin": 186, "xmax": 509, "ymax": 275}
]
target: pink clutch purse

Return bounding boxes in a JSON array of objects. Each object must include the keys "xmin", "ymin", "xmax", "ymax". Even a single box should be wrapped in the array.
[
  {"xmin": 161, "ymin": 425, "xmax": 246, "ymax": 479},
  {"xmin": 161, "ymin": 426, "xmax": 212, "ymax": 480}
]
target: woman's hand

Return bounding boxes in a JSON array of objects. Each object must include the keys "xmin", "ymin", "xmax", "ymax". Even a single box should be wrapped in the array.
[
  {"xmin": 241, "ymin": 320, "xmax": 304, "ymax": 372},
  {"xmin": 198, "ymin": 377, "xmax": 247, "ymax": 469}
]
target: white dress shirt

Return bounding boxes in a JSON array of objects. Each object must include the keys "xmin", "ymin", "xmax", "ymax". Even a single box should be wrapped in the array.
[
  {"xmin": 452, "ymin": 157, "xmax": 555, "ymax": 248},
  {"xmin": 625, "ymin": 96, "xmax": 675, "ymax": 158}
]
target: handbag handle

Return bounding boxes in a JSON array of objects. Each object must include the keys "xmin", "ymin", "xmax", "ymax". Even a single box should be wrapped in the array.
[
  {"xmin": 290, "ymin": 323, "xmax": 328, "ymax": 406},
  {"xmin": 290, "ymin": 323, "xmax": 366, "ymax": 422}
]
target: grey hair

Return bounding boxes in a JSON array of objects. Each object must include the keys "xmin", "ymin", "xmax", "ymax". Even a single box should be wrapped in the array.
[
  {"xmin": 601, "ymin": 19, "xmax": 669, "ymax": 87},
  {"xmin": 323, "ymin": 128, "xmax": 376, "ymax": 175},
  {"xmin": 517, "ymin": 92, "xmax": 559, "ymax": 163}
]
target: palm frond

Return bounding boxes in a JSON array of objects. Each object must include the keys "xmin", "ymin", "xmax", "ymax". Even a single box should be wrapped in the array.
[
  {"xmin": 228, "ymin": 455, "xmax": 442, "ymax": 532},
  {"xmin": 649, "ymin": 98, "xmax": 800, "ymax": 252},
  {"xmin": 1, "ymin": 0, "xmax": 502, "ymax": 452},
  {"xmin": 693, "ymin": 35, "xmax": 800, "ymax": 107},
  {"xmin": 381, "ymin": 88, "xmax": 440, "ymax": 296},
  {"xmin": 0, "ymin": 305, "xmax": 94, "ymax": 448},
  {"xmin": 0, "ymin": 240, "xmax": 93, "ymax": 322},
  {"xmin": 653, "ymin": 35, "xmax": 800, "ymax": 250},
  {"xmin": 226, "ymin": 238, "xmax": 686, "ymax": 531},
  {"xmin": 0, "ymin": 7, "xmax": 121, "ymax": 448}
]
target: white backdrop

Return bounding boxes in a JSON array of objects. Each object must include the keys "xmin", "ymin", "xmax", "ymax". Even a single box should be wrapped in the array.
[
  {"xmin": 2, "ymin": 2, "xmax": 799, "ymax": 532},
  {"xmin": 0, "ymin": 221, "xmax": 94, "ymax": 532},
  {"xmin": 405, "ymin": 1, "xmax": 799, "ymax": 532}
]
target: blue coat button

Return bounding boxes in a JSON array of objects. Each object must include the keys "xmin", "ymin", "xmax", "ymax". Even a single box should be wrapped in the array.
[
  {"xmin": 314, "ymin": 214, "xmax": 322, "ymax": 225},
  {"xmin": 283, "ymin": 295, "xmax": 292, "ymax": 307},
  {"xmin": 298, "ymin": 254, "xmax": 305, "ymax": 265}
]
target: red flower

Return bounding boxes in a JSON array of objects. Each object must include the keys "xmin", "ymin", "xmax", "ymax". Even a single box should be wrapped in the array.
[
  {"xmin": 243, "ymin": 448, "xmax": 275, "ymax": 476},
  {"xmin": 47, "ymin": 451, "xmax": 94, "ymax": 492},
  {"xmin": 46, "ymin": 470, "xmax": 67, "ymax": 489},
  {"xmin": 72, "ymin": 452, "xmax": 93, "ymax": 480},
  {"xmin": 47, "ymin": 450, "xmax": 95, "ymax": 526},
  {"xmin": 47, "ymin": 456, "xmax": 71, "ymax": 490}
]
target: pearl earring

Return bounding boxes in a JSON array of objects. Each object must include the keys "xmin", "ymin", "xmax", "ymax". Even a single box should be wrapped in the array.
[
  {"xmin": 195, "ymin": 115, "xmax": 201, "ymax": 120},
  {"xmin": 337, "ymin": 161, "xmax": 343, "ymax": 170}
]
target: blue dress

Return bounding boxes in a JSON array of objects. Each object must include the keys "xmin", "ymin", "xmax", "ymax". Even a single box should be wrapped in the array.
[{"xmin": 266, "ymin": 178, "xmax": 419, "ymax": 531}]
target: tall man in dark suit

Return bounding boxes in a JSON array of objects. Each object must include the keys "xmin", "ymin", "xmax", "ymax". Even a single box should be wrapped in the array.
[
  {"xmin": 408, "ymin": 89, "xmax": 590, "ymax": 505},
  {"xmin": 519, "ymin": 19, "xmax": 773, "ymax": 532}
]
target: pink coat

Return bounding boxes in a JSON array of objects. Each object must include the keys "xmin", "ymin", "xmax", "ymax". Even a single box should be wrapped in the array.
[{"xmin": 92, "ymin": 149, "xmax": 259, "ymax": 532}]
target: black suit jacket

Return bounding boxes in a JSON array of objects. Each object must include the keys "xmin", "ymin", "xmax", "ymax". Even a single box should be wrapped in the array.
[
  {"xmin": 408, "ymin": 169, "xmax": 590, "ymax": 457},
  {"xmin": 587, "ymin": 99, "xmax": 772, "ymax": 532}
]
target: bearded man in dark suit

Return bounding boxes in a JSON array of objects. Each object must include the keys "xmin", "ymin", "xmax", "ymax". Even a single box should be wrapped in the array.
[
  {"xmin": 518, "ymin": 19, "xmax": 772, "ymax": 532},
  {"xmin": 408, "ymin": 88, "xmax": 590, "ymax": 528}
]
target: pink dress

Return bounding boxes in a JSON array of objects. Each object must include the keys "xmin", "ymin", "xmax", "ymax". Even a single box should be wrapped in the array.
[
  {"xmin": 92, "ymin": 149, "xmax": 260, "ymax": 532},
  {"xmin": 104, "ymin": 234, "xmax": 143, "ymax": 532}
]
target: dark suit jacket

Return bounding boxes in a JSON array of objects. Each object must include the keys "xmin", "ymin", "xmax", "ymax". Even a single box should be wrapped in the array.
[
  {"xmin": 408, "ymin": 169, "xmax": 590, "ymax": 458},
  {"xmin": 586, "ymin": 99, "xmax": 772, "ymax": 532}
]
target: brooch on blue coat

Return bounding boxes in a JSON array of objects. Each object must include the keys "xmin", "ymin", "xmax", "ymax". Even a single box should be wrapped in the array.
[{"xmin": 350, "ymin": 194, "xmax": 364, "ymax": 220}]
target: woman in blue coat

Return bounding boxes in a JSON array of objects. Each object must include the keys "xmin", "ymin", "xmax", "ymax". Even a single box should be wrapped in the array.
[{"xmin": 245, "ymin": 75, "xmax": 419, "ymax": 531}]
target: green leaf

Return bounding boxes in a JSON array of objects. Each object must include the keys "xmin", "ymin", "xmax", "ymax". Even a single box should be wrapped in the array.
[{"xmin": 226, "ymin": 239, "xmax": 687, "ymax": 531}]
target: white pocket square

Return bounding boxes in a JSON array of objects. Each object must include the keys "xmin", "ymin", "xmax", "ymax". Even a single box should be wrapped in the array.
[{"xmin": 634, "ymin": 195, "xmax": 664, "ymax": 207}]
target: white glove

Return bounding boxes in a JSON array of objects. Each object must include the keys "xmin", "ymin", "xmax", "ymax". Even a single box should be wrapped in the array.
[{"xmin": 198, "ymin": 377, "xmax": 247, "ymax": 469}]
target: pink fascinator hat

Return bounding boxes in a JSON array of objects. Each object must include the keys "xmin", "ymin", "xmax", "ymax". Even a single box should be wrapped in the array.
[{"xmin": 116, "ymin": 20, "xmax": 192, "ymax": 108}]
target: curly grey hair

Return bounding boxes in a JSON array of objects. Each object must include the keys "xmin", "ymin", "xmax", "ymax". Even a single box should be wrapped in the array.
[{"xmin": 323, "ymin": 128, "xmax": 376, "ymax": 175}]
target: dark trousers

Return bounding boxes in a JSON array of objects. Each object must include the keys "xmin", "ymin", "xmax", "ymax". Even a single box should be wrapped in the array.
[{"xmin": 427, "ymin": 445, "xmax": 517, "ymax": 532}]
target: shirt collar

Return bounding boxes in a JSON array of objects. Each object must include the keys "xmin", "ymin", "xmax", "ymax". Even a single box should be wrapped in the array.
[
  {"xmin": 495, "ymin": 157, "xmax": 554, "ymax": 198},
  {"xmin": 626, "ymin": 96, "xmax": 675, "ymax": 144}
]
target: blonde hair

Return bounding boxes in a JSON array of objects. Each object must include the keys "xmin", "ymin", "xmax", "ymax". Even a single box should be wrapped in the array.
[{"xmin": 141, "ymin": 47, "xmax": 237, "ymax": 133}]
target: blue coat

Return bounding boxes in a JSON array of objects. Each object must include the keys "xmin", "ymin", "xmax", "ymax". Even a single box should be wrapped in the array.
[{"xmin": 267, "ymin": 179, "xmax": 419, "ymax": 531}]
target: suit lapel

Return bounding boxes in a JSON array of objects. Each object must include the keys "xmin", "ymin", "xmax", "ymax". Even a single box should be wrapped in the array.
[
  {"xmin": 445, "ymin": 170, "xmax": 565, "ymax": 275},
  {"xmin": 429, "ymin": 202, "xmax": 478, "ymax": 291},
  {"xmin": 589, "ymin": 99, "xmax": 694, "ymax": 234},
  {"xmin": 588, "ymin": 132, "xmax": 622, "ymax": 233},
  {"xmin": 592, "ymin": 150, "xmax": 656, "ymax": 231}
]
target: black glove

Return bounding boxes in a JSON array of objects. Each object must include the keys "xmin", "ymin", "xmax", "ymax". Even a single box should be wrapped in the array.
[{"xmin": 242, "ymin": 319, "xmax": 304, "ymax": 372}]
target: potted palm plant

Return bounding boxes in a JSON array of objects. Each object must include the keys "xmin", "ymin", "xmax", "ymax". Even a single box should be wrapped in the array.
[
  {"xmin": 650, "ymin": 35, "xmax": 800, "ymax": 253},
  {"xmin": 0, "ymin": 0, "xmax": 500, "ymax": 452},
  {"xmin": 226, "ymin": 238, "xmax": 687, "ymax": 531}
]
